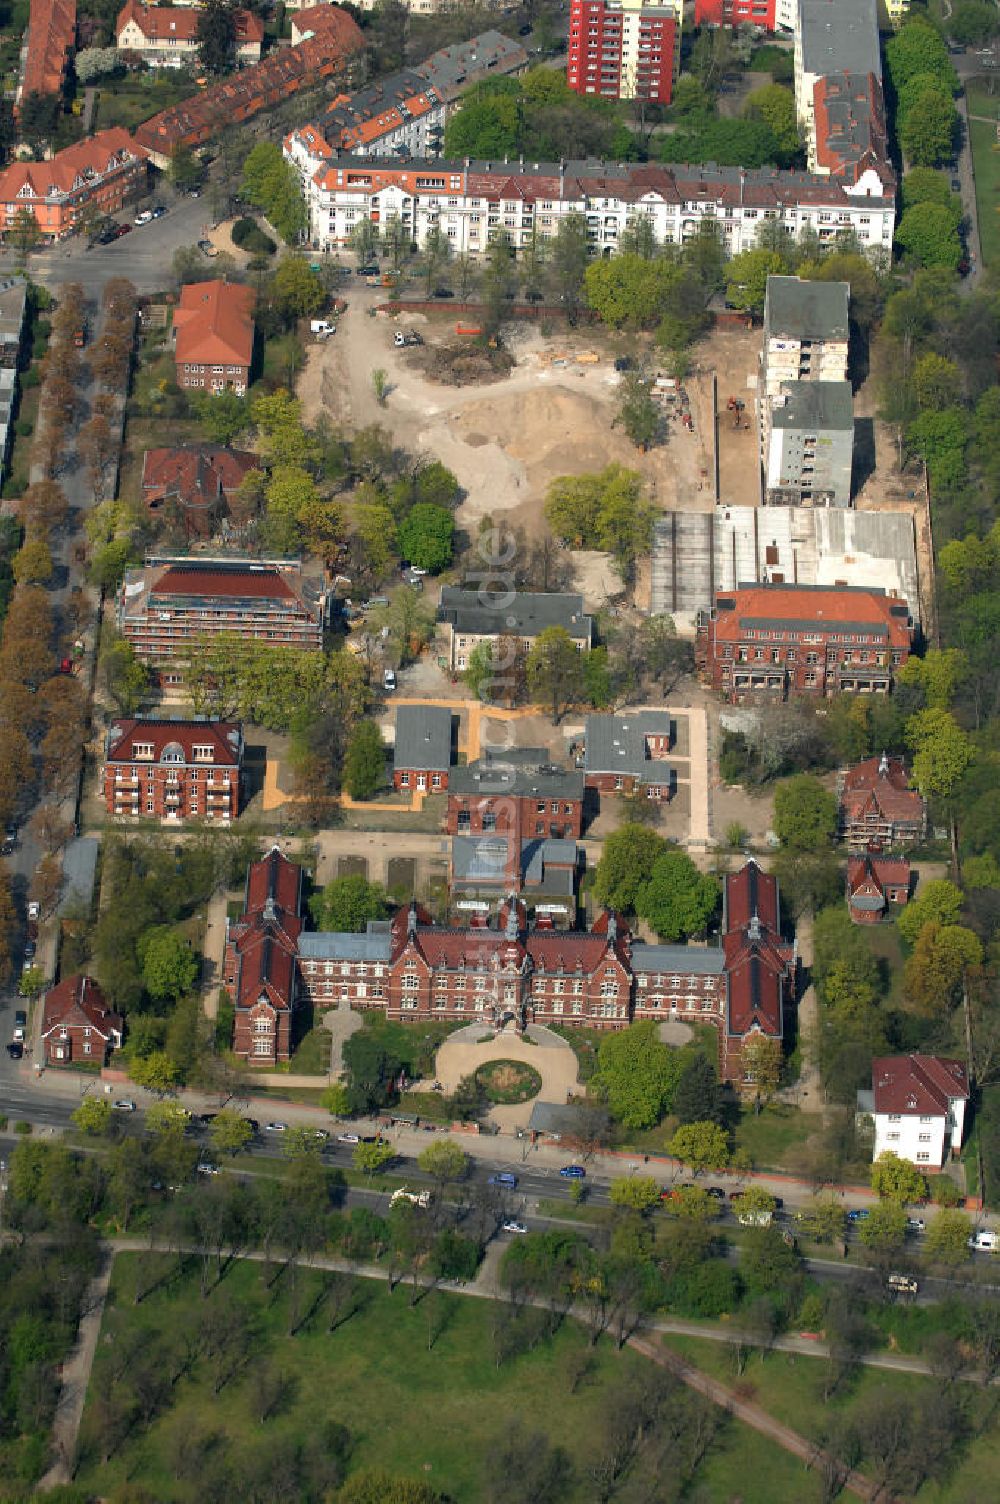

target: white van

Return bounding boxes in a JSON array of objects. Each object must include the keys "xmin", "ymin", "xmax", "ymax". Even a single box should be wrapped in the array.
[
  {"xmin": 310, "ymin": 320, "xmax": 336, "ymax": 338},
  {"xmin": 390, "ymin": 1187, "xmax": 430, "ymax": 1209},
  {"xmin": 969, "ymin": 1230, "xmax": 999, "ymax": 1252}
]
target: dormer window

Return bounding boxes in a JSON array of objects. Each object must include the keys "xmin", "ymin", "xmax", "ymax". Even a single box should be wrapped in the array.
[
  {"xmin": 132, "ymin": 742, "xmax": 154, "ymax": 760},
  {"xmin": 192, "ymin": 745, "xmax": 214, "ymax": 762}
]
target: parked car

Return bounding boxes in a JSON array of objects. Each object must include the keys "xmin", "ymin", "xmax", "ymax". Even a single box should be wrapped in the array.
[
  {"xmin": 113, "ymin": 1099, "xmax": 137, "ymax": 1112},
  {"xmin": 383, "ymin": 668, "xmax": 397, "ymax": 692},
  {"xmin": 22, "ymin": 940, "xmax": 35, "ymax": 961},
  {"xmin": 390, "ymin": 1187, "xmax": 431, "ymax": 1208},
  {"xmin": 559, "ymin": 1165, "xmax": 586, "ymax": 1179},
  {"xmin": 394, "ymin": 330, "xmax": 424, "ymax": 347},
  {"xmin": 706, "ymin": 1186, "xmax": 726, "ymax": 1200},
  {"xmin": 114, "ymin": 223, "xmax": 132, "ymax": 238},
  {"xmin": 969, "ymin": 1229, "xmax": 999, "ymax": 1252},
  {"xmin": 151, "ymin": 205, "xmax": 167, "ymax": 219},
  {"xmin": 6, "ymin": 1042, "xmax": 23, "ymax": 1059},
  {"xmin": 12, "ymin": 1023, "xmax": 24, "ymax": 1042},
  {"xmin": 14, "ymin": 1010, "xmax": 26, "ymax": 1030},
  {"xmin": 95, "ymin": 224, "xmax": 118, "ymax": 245},
  {"xmin": 887, "ymin": 1272, "xmax": 919, "ymax": 1295},
  {"xmin": 501, "ymin": 1220, "xmax": 528, "ymax": 1234},
  {"xmin": 488, "ymin": 1172, "xmax": 518, "ymax": 1189},
  {"xmin": 356, "ymin": 263, "xmax": 379, "ymax": 276},
  {"xmin": 906, "ymin": 1217, "xmax": 926, "ymax": 1234},
  {"xmin": 951, "ymin": 178, "xmax": 962, "ymax": 192},
  {"xmin": 27, "ymin": 902, "xmax": 40, "ymax": 923},
  {"xmin": 198, "ymin": 239, "xmax": 219, "ymax": 257},
  {"xmin": 264, "ymin": 1121, "xmax": 287, "ymax": 1133},
  {"xmin": 847, "ymin": 1208, "xmax": 870, "ymax": 1222},
  {"xmin": 338, "ymin": 1132, "xmax": 360, "ymax": 1144},
  {"xmin": 197, "ymin": 1161, "xmax": 221, "ymax": 1176},
  {"xmin": 134, "ymin": 209, "xmax": 154, "ymax": 226},
  {"xmin": 432, "ymin": 287, "xmax": 454, "ymax": 299},
  {"xmin": 1, "ymin": 836, "xmax": 14, "ymax": 855}
]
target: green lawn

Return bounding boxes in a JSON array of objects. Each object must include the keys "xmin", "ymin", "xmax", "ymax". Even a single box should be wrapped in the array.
[
  {"xmin": 968, "ymin": 115, "xmax": 1000, "ymax": 269},
  {"xmin": 733, "ymin": 1102, "xmax": 819, "ymax": 1172},
  {"xmin": 660, "ymin": 1333, "xmax": 1000, "ymax": 1501},
  {"xmin": 93, "ymin": 72, "xmax": 199, "ymax": 132},
  {"xmin": 77, "ymin": 1254, "xmax": 827, "ymax": 1502}
]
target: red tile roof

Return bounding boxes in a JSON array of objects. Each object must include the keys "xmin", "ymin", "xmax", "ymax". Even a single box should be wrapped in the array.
[
  {"xmin": 847, "ymin": 855, "xmax": 910, "ymax": 892},
  {"xmin": 134, "ymin": 8, "xmax": 364, "ymax": 158},
  {"xmin": 173, "ymin": 280, "xmax": 255, "ymax": 369},
  {"xmin": 840, "ymin": 755, "xmax": 925, "ymax": 825},
  {"xmin": 150, "ymin": 561, "xmax": 297, "ymax": 602},
  {"xmin": 0, "ymin": 129, "xmax": 146, "ymax": 207},
  {"xmin": 232, "ymin": 923, "xmax": 299, "ymax": 1010},
  {"xmin": 813, "ymin": 72, "xmax": 893, "ymax": 191},
  {"xmin": 872, "ymin": 1054, "xmax": 969, "ymax": 1116},
  {"xmin": 141, "ymin": 446, "xmax": 260, "ymax": 515},
  {"xmin": 20, "ymin": 0, "xmax": 76, "ymax": 102},
  {"xmin": 710, "ymin": 584, "xmax": 914, "ymax": 648},
  {"xmin": 105, "ymin": 717, "xmax": 242, "ymax": 766},
  {"xmin": 245, "ymin": 847, "xmax": 303, "ymax": 920},
  {"xmin": 117, "ymin": 2, "xmax": 263, "ymax": 46},
  {"xmin": 41, "ymin": 975, "xmax": 121, "ymax": 1042},
  {"xmin": 725, "ymin": 860, "xmax": 779, "ymax": 932}
]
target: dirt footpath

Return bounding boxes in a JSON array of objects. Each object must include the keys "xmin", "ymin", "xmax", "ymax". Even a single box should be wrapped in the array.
[{"xmin": 296, "ymin": 294, "xmax": 714, "ymax": 549}]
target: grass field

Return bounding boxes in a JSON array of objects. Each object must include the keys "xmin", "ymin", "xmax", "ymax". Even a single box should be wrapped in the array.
[
  {"xmin": 968, "ymin": 116, "xmax": 1000, "ymax": 268},
  {"xmin": 733, "ymin": 1101, "xmax": 820, "ymax": 1171},
  {"xmin": 661, "ymin": 1333, "xmax": 1000, "ymax": 1501},
  {"xmin": 78, "ymin": 1254, "xmax": 827, "ymax": 1502}
]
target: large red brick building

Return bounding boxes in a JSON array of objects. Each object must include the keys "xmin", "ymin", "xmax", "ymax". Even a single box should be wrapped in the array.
[
  {"xmin": 225, "ymin": 847, "xmax": 304, "ymax": 1063},
  {"xmin": 696, "ymin": 583, "xmax": 915, "ymax": 703},
  {"xmin": 0, "ymin": 129, "xmax": 148, "ymax": 243},
  {"xmin": 41, "ymin": 975, "xmax": 122, "ymax": 1066},
  {"xmin": 567, "ymin": 0, "xmax": 676, "ymax": 105},
  {"xmin": 446, "ymin": 749, "xmax": 585, "ymax": 842},
  {"xmin": 837, "ymin": 753, "xmax": 927, "ymax": 850},
  {"xmin": 117, "ymin": 556, "xmax": 327, "ymax": 677},
  {"xmin": 583, "ymin": 711, "xmax": 674, "ymax": 802},
  {"xmin": 228, "ymin": 849, "xmax": 795, "ymax": 1083},
  {"xmin": 173, "ymin": 280, "xmax": 255, "ymax": 396},
  {"xmin": 101, "ymin": 718, "xmax": 243, "ymax": 823}
]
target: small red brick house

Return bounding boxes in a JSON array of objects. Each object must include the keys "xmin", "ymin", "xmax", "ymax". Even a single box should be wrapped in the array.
[
  {"xmin": 838, "ymin": 753, "xmax": 927, "ymax": 850},
  {"xmin": 847, "ymin": 855, "xmax": 911, "ymax": 924},
  {"xmin": 173, "ymin": 281, "xmax": 255, "ymax": 396},
  {"xmin": 392, "ymin": 704, "xmax": 453, "ymax": 792},
  {"xmin": 40, "ymin": 975, "xmax": 122, "ymax": 1065},
  {"xmin": 226, "ymin": 847, "xmax": 304, "ymax": 1063},
  {"xmin": 446, "ymin": 748, "xmax": 584, "ymax": 841},
  {"xmin": 102, "ymin": 718, "xmax": 243, "ymax": 824},
  {"xmin": 141, "ymin": 447, "xmax": 262, "ymax": 538}
]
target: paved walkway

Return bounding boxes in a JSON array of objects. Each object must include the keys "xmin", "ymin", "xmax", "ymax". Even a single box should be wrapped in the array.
[
  {"xmin": 199, "ymin": 888, "xmax": 231, "ymax": 1023},
  {"xmin": 323, "ymin": 1000, "xmax": 364, "ymax": 1077},
  {"xmin": 428, "ymin": 1022, "xmax": 581, "ymax": 1130},
  {"xmin": 36, "ymin": 1247, "xmax": 114, "ymax": 1491},
  {"xmin": 777, "ymin": 910, "xmax": 827, "ymax": 1120}
]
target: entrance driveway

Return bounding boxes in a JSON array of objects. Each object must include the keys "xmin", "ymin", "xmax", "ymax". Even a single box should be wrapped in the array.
[{"xmin": 426, "ymin": 1022, "xmax": 581, "ymax": 1131}]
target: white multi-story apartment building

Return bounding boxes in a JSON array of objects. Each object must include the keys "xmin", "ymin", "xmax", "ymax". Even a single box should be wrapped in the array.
[
  {"xmin": 864, "ymin": 1054, "xmax": 969, "ymax": 1169},
  {"xmin": 295, "ymin": 156, "xmax": 895, "ymax": 262},
  {"xmin": 285, "ymin": 71, "xmax": 445, "ymax": 176}
]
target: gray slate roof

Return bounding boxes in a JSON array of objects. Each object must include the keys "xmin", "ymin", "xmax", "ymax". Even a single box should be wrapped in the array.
[
  {"xmin": 393, "ymin": 704, "xmax": 453, "ymax": 773},
  {"xmin": 416, "ymin": 30, "xmax": 529, "ymax": 102},
  {"xmin": 764, "ymin": 275, "xmax": 849, "ymax": 343},
  {"xmin": 298, "ymin": 921, "xmax": 393, "ymax": 962},
  {"xmin": 528, "ymin": 1100, "xmax": 591, "ymax": 1137},
  {"xmin": 450, "ymin": 748, "xmax": 583, "ymax": 800},
  {"xmin": 631, "ymin": 943, "xmax": 725, "ymax": 975},
  {"xmin": 451, "ymin": 836, "xmax": 578, "ymax": 894},
  {"xmin": 584, "ymin": 712, "xmax": 673, "ymax": 779},
  {"xmin": 772, "ymin": 380, "xmax": 854, "ymax": 432},
  {"xmin": 798, "ymin": 0, "xmax": 880, "ymax": 81},
  {"xmin": 438, "ymin": 588, "xmax": 592, "ymax": 643}
]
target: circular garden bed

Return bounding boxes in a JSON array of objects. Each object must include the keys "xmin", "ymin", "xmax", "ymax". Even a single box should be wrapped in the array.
[{"xmin": 475, "ymin": 1058, "xmax": 543, "ymax": 1105}]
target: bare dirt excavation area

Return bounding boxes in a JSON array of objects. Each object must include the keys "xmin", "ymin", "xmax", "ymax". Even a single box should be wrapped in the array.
[{"xmin": 297, "ymin": 293, "xmax": 730, "ymax": 591}]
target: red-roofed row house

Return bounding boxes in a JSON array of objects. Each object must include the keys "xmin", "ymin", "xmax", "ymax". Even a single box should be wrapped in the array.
[
  {"xmin": 133, "ymin": 5, "xmax": 364, "ymax": 167},
  {"xmin": 695, "ymin": 583, "xmax": 915, "ymax": 702},
  {"xmin": 0, "ymin": 129, "xmax": 148, "ymax": 242},
  {"xmin": 17, "ymin": 0, "xmax": 76, "ymax": 110},
  {"xmin": 225, "ymin": 851, "xmax": 796, "ymax": 1082},
  {"xmin": 101, "ymin": 717, "xmax": 243, "ymax": 823}
]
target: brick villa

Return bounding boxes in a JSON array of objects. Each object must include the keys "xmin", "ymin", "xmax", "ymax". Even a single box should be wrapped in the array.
[
  {"xmin": 101, "ymin": 717, "xmax": 243, "ymax": 823},
  {"xmin": 41, "ymin": 975, "xmax": 122, "ymax": 1066},
  {"xmin": 225, "ymin": 850, "xmax": 796, "ymax": 1083},
  {"xmin": 838, "ymin": 753, "xmax": 927, "ymax": 850},
  {"xmin": 583, "ymin": 711, "xmax": 674, "ymax": 801},
  {"xmin": 141, "ymin": 446, "xmax": 261, "ymax": 537},
  {"xmin": 172, "ymin": 280, "xmax": 255, "ymax": 395}
]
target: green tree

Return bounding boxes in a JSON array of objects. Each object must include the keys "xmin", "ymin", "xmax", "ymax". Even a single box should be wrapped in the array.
[
  {"xmin": 443, "ymin": 90, "xmax": 519, "ymax": 157},
  {"xmin": 197, "ymin": 0, "xmax": 236, "ymax": 72},
  {"xmin": 139, "ymin": 928, "xmax": 199, "ymax": 1002},
  {"xmin": 9, "ymin": 206, "xmax": 41, "ymax": 265},
  {"xmin": 129, "ymin": 1051, "xmax": 181, "ymax": 1094},
  {"xmin": 857, "ymin": 1200, "xmax": 908, "ymax": 1254},
  {"xmin": 670, "ymin": 1121, "xmax": 729, "ymax": 1175},
  {"xmin": 905, "ymin": 707, "xmax": 973, "ymax": 797},
  {"xmin": 338, "ymin": 1470, "xmax": 441, "ymax": 1504},
  {"xmin": 895, "ymin": 202, "xmax": 962, "ymax": 270},
  {"xmin": 924, "ymin": 1208, "xmax": 971, "ymax": 1267},
  {"xmin": 740, "ymin": 1034, "xmax": 783, "ymax": 1111},
  {"xmin": 100, "ymin": 634, "xmax": 150, "ymax": 715},
  {"xmin": 240, "ymin": 141, "xmax": 305, "ymax": 245},
  {"xmin": 209, "ymin": 1110, "xmax": 253, "ymax": 1158},
  {"xmin": 871, "ymin": 1150, "xmax": 928, "ymax": 1205},
  {"xmin": 773, "ymin": 774, "xmax": 838, "ymax": 850},
  {"xmin": 145, "ymin": 1101, "xmax": 189, "ymax": 1136},
  {"xmin": 609, "ymin": 1175, "xmax": 661, "ymax": 1212},
  {"xmin": 343, "ymin": 720, "xmax": 385, "ymax": 801},
  {"xmin": 353, "ymin": 1140, "xmax": 395, "ymax": 1178},
  {"xmin": 310, "ymin": 874, "xmax": 389, "ymax": 932},
  {"xmin": 725, "ymin": 249, "xmax": 786, "ymax": 315},
  {"xmin": 321, "ymin": 1082, "xmax": 351, "ymax": 1117},
  {"xmin": 593, "ymin": 824, "xmax": 666, "ymax": 912},
  {"xmin": 635, "ymin": 849, "xmax": 719, "ymax": 942},
  {"xmin": 373, "ymin": 585, "xmax": 435, "ymax": 668},
  {"xmin": 585, "ymin": 255, "xmax": 684, "ymax": 329},
  {"xmin": 886, "ymin": 15, "xmax": 958, "ymax": 92},
  {"xmin": 796, "ymin": 1195, "xmax": 846, "ymax": 1244},
  {"xmin": 659, "ymin": 118, "xmax": 782, "ymax": 170},
  {"xmin": 417, "ymin": 1140, "xmax": 469, "ymax": 1186},
  {"xmin": 169, "ymin": 143, "xmax": 205, "ymax": 194},
  {"xmin": 949, "ymin": 1, "xmax": 1000, "ymax": 47},
  {"xmin": 397, "ymin": 503, "xmax": 454, "ymax": 574},
  {"xmin": 613, "ymin": 375, "xmax": 660, "ymax": 453},
  {"xmin": 272, "ymin": 256, "xmax": 325, "ymax": 321},
  {"xmin": 673, "ymin": 1053, "xmax": 724, "ymax": 1126},
  {"xmin": 191, "ymin": 389, "xmax": 248, "ymax": 446},
  {"xmin": 896, "ymin": 878, "xmax": 963, "ymax": 944},
  {"xmin": 18, "ymin": 965, "xmax": 45, "ymax": 998},
  {"xmin": 743, "ymin": 83, "xmax": 800, "ymax": 161},
  {"xmin": 13, "ymin": 538, "xmax": 53, "ymax": 586},
  {"xmin": 72, "ymin": 1097, "xmax": 112, "ymax": 1136},
  {"xmin": 526, "ymin": 626, "xmax": 585, "ymax": 723},
  {"xmin": 592, "ymin": 1020, "xmax": 685, "ymax": 1129},
  {"xmin": 903, "ymin": 922, "xmax": 982, "ymax": 1013},
  {"xmin": 899, "ymin": 88, "xmax": 958, "ymax": 168},
  {"xmin": 913, "ymin": 352, "xmax": 961, "ymax": 412},
  {"xmin": 549, "ymin": 211, "xmax": 591, "ymax": 324}
]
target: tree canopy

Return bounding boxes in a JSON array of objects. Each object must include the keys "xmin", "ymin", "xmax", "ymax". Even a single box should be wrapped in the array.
[
  {"xmin": 592, "ymin": 1021, "xmax": 687, "ymax": 1129},
  {"xmin": 310, "ymin": 874, "xmax": 390, "ymax": 933}
]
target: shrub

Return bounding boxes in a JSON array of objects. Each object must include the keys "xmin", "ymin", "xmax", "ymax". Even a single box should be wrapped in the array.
[
  {"xmin": 14, "ymin": 419, "xmax": 32, "ymax": 437},
  {"xmin": 231, "ymin": 216, "xmax": 276, "ymax": 256},
  {"xmin": 14, "ymin": 1120, "xmax": 32, "ymax": 1135}
]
